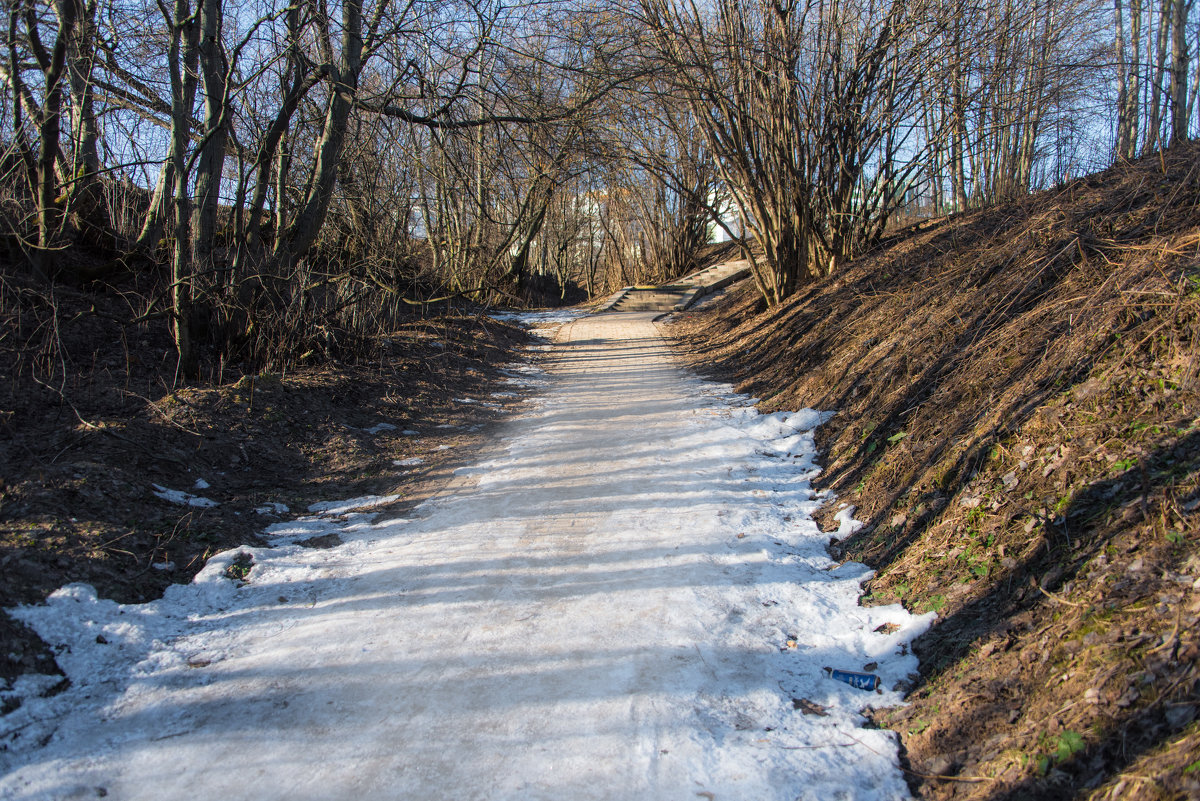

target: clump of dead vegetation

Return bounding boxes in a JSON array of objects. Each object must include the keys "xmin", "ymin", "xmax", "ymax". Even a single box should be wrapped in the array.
[
  {"xmin": 0, "ymin": 263, "xmax": 535, "ymax": 693},
  {"xmin": 671, "ymin": 141, "xmax": 1200, "ymax": 800}
]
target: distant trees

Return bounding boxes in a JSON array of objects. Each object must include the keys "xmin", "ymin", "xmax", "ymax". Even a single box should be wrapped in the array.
[{"xmin": 581, "ymin": 89, "xmax": 720, "ymax": 295}]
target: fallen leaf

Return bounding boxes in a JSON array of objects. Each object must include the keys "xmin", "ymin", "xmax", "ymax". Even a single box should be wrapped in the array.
[{"xmin": 792, "ymin": 697, "xmax": 829, "ymax": 716}]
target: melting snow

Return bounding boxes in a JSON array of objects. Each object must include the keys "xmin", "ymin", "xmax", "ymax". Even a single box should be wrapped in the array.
[
  {"xmin": 1, "ymin": 311, "xmax": 929, "ymax": 801},
  {"xmin": 151, "ymin": 484, "xmax": 218, "ymax": 508},
  {"xmin": 306, "ymin": 494, "xmax": 402, "ymax": 516}
]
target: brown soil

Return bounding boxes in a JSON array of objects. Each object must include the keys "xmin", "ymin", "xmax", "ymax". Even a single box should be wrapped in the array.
[
  {"xmin": 0, "ymin": 270, "xmax": 542, "ymax": 700},
  {"xmin": 670, "ymin": 141, "xmax": 1200, "ymax": 800}
]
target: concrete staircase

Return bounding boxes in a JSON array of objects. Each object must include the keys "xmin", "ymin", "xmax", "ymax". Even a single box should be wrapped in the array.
[
  {"xmin": 605, "ymin": 286, "xmax": 692, "ymax": 312},
  {"xmin": 597, "ymin": 260, "xmax": 752, "ymax": 314}
]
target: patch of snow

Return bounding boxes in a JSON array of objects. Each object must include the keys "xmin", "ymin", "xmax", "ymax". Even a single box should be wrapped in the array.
[
  {"xmin": 192, "ymin": 478, "xmax": 210, "ymax": 490},
  {"xmin": 392, "ymin": 457, "xmax": 424, "ymax": 467},
  {"xmin": 364, "ymin": 423, "xmax": 397, "ymax": 434},
  {"xmin": 499, "ymin": 361, "xmax": 550, "ymax": 390},
  {"xmin": 1, "ymin": 672, "xmax": 62, "ymax": 701},
  {"xmin": 3, "ymin": 314, "xmax": 929, "ymax": 801},
  {"xmin": 833, "ymin": 505, "xmax": 865, "ymax": 538},
  {"xmin": 306, "ymin": 494, "xmax": 402, "ymax": 516},
  {"xmin": 151, "ymin": 484, "xmax": 218, "ymax": 508},
  {"xmin": 490, "ymin": 308, "xmax": 585, "ymax": 327},
  {"xmin": 254, "ymin": 502, "xmax": 290, "ymax": 516},
  {"xmin": 262, "ymin": 517, "xmax": 341, "ymax": 544},
  {"xmin": 401, "ymin": 429, "xmax": 420, "ymax": 436},
  {"xmin": 492, "ymin": 308, "xmax": 587, "ymax": 343}
]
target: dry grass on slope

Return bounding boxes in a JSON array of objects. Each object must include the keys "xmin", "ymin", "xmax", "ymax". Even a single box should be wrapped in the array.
[
  {"xmin": 0, "ymin": 276, "xmax": 534, "ymax": 697},
  {"xmin": 671, "ymin": 141, "xmax": 1200, "ymax": 800}
]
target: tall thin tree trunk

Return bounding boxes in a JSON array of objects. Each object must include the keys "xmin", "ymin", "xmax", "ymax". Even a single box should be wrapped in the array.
[
  {"xmin": 1116, "ymin": 0, "xmax": 1133, "ymax": 156},
  {"xmin": 1168, "ymin": 0, "xmax": 1192, "ymax": 144},
  {"xmin": 191, "ymin": 0, "xmax": 228, "ymax": 263},
  {"xmin": 275, "ymin": 0, "xmax": 363, "ymax": 265},
  {"xmin": 134, "ymin": 17, "xmax": 198, "ymax": 254},
  {"xmin": 1143, "ymin": 0, "xmax": 1172, "ymax": 153},
  {"xmin": 1128, "ymin": 0, "xmax": 1144, "ymax": 155},
  {"xmin": 65, "ymin": 0, "xmax": 101, "ymax": 231},
  {"xmin": 165, "ymin": 0, "xmax": 198, "ymax": 378}
]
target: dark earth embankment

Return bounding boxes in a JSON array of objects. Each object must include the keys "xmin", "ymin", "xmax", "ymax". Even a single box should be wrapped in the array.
[
  {"xmin": 0, "ymin": 275, "xmax": 535, "ymax": 699},
  {"xmin": 671, "ymin": 141, "xmax": 1200, "ymax": 800}
]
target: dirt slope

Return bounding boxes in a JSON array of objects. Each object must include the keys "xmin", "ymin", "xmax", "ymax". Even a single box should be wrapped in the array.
[
  {"xmin": 670, "ymin": 142, "xmax": 1200, "ymax": 800},
  {"xmin": 0, "ymin": 271, "xmax": 535, "ymax": 696}
]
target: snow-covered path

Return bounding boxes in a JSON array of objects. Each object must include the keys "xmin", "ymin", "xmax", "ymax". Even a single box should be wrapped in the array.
[{"xmin": 1, "ymin": 312, "xmax": 929, "ymax": 801}]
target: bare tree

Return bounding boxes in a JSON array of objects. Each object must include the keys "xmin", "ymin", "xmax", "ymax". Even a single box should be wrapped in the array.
[
  {"xmin": 1115, "ymin": 0, "xmax": 1197, "ymax": 156},
  {"xmin": 2, "ymin": 0, "xmax": 82, "ymax": 272},
  {"xmin": 1169, "ymin": 0, "xmax": 1193, "ymax": 145},
  {"xmin": 638, "ymin": 0, "xmax": 945, "ymax": 303}
]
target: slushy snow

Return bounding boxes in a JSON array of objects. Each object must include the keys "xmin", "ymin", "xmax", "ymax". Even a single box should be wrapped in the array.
[
  {"xmin": 0, "ymin": 310, "xmax": 930, "ymax": 801},
  {"xmin": 150, "ymin": 484, "xmax": 218, "ymax": 508}
]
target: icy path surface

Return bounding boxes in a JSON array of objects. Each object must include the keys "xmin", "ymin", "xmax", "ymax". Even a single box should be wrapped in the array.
[{"xmin": 1, "ymin": 312, "xmax": 931, "ymax": 801}]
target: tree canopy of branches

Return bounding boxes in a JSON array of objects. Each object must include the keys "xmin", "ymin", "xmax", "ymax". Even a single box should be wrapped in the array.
[
  {"xmin": 634, "ymin": 0, "xmax": 1130, "ymax": 302},
  {"xmin": 0, "ymin": 0, "xmax": 1194, "ymax": 376}
]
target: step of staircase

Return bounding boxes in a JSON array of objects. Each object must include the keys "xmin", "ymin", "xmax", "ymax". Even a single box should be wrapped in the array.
[
  {"xmin": 597, "ymin": 259, "xmax": 753, "ymax": 313},
  {"xmin": 608, "ymin": 288, "xmax": 690, "ymax": 312}
]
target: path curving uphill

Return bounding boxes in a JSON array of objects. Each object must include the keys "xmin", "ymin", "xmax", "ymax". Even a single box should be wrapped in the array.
[{"xmin": 2, "ymin": 311, "xmax": 929, "ymax": 801}]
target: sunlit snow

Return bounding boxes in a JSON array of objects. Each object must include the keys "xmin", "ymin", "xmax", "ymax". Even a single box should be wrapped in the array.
[{"xmin": 1, "ymin": 309, "xmax": 929, "ymax": 801}]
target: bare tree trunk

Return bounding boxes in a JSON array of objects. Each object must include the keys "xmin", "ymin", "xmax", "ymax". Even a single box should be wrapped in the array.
[
  {"xmin": 1116, "ymin": 0, "xmax": 1133, "ymax": 156},
  {"xmin": 950, "ymin": 34, "xmax": 968, "ymax": 211},
  {"xmin": 243, "ymin": 4, "xmax": 321, "ymax": 249},
  {"xmin": 1191, "ymin": 20, "xmax": 1200, "ymax": 129},
  {"xmin": 165, "ymin": 0, "xmax": 198, "ymax": 378},
  {"xmin": 1169, "ymin": 0, "xmax": 1192, "ymax": 144},
  {"xmin": 1143, "ymin": 0, "xmax": 1172, "ymax": 153},
  {"xmin": 64, "ymin": 0, "xmax": 101, "ymax": 231},
  {"xmin": 134, "ymin": 15, "xmax": 199, "ymax": 253},
  {"xmin": 275, "ymin": 0, "xmax": 364, "ymax": 265},
  {"xmin": 191, "ymin": 0, "xmax": 228, "ymax": 263}
]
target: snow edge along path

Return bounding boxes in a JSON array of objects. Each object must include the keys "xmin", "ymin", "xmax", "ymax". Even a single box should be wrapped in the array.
[{"xmin": 1, "ymin": 309, "xmax": 932, "ymax": 801}]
